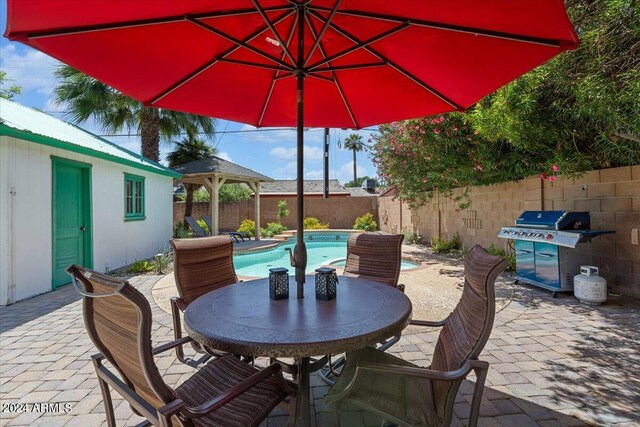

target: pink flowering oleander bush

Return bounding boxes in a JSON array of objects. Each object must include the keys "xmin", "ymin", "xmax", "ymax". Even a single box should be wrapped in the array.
[{"xmin": 371, "ymin": 113, "xmax": 551, "ymax": 209}]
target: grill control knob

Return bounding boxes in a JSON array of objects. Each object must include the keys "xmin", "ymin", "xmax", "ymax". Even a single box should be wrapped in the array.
[{"xmin": 546, "ymin": 234, "xmax": 554, "ymax": 240}]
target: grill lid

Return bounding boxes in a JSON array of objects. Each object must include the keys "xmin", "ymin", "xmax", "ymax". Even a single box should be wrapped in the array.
[
  {"xmin": 515, "ymin": 211, "xmax": 567, "ymax": 229},
  {"xmin": 515, "ymin": 211, "xmax": 591, "ymax": 230}
]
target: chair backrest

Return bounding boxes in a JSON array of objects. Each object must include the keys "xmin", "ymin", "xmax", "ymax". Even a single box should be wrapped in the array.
[
  {"xmin": 184, "ymin": 216, "xmax": 207, "ymax": 237},
  {"xmin": 171, "ymin": 235, "xmax": 238, "ymax": 305},
  {"xmin": 201, "ymin": 215, "xmax": 213, "ymax": 232},
  {"xmin": 67, "ymin": 265, "xmax": 175, "ymax": 410},
  {"xmin": 430, "ymin": 245, "xmax": 508, "ymax": 423},
  {"xmin": 343, "ymin": 233, "xmax": 404, "ymax": 287}
]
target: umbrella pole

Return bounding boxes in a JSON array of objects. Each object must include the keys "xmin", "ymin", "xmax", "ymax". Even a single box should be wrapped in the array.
[
  {"xmin": 293, "ymin": 5, "xmax": 307, "ymax": 299},
  {"xmin": 294, "ymin": 72, "xmax": 307, "ymax": 298}
]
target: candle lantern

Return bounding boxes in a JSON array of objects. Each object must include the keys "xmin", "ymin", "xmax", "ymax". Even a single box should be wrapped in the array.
[
  {"xmin": 315, "ymin": 267, "xmax": 338, "ymax": 300},
  {"xmin": 269, "ymin": 267, "xmax": 289, "ymax": 300}
]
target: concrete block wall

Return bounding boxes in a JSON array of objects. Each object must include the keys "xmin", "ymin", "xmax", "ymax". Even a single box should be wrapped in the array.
[
  {"xmin": 174, "ymin": 196, "xmax": 379, "ymax": 231},
  {"xmin": 379, "ymin": 166, "xmax": 640, "ymax": 297}
]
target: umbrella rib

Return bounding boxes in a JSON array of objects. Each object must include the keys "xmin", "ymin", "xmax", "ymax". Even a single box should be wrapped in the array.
[
  {"xmin": 309, "ymin": 6, "xmax": 565, "ymax": 48},
  {"xmin": 218, "ymin": 58, "xmax": 292, "ymax": 72},
  {"xmin": 258, "ymin": 12, "xmax": 300, "ymax": 126},
  {"xmin": 307, "ymin": 23, "xmax": 409, "ymax": 71},
  {"xmin": 22, "ymin": 6, "xmax": 291, "ymax": 40},
  {"xmin": 308, "ymin": 10, "xmax": 463, "ymax": 111},
  {"xmin": 252, "ymin": 0, "xmax": 296, "ymax": 67},
  {"xmin": 304, "ymin": 14, "xmax": 358, "ymax": 128},
  {"xmin": 185, "ymin": 17, "xmax": 294, "ymax": 70},
  {"xmin": 314, "ymin": 62, "xmax": 386, "ymax": 72},
  {"xmin": 303, "ymin": 0, "xmax": 343, "ymax": 68},
  {"xmin": 149, "ymin": 11, "xmax": 294, "ymax": 105}
]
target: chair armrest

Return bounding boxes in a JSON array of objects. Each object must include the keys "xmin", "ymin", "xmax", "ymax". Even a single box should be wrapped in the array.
[
  {"xmin": 152, "ymin": 337, "xmax": 194, "ymax": 355},
  {"xmin": 357, "ymin": 359, "xmax": 487, "ymax": 381},
  {"xmin": 159, "ymin": 363, "xmax": 295, "ymax": 420},
  {"xmin": 171, "ymin": 296, "xmax": 188, "ymax": 312},
  {"xmin": 332, "ymin": 359, "xmax": 487, "ymax": 402},
  {"xmin": 410, "ymin": 316, "xmax": 448, "ymax": 327}
]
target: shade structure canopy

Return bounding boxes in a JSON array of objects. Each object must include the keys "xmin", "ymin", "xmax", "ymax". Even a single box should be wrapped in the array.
[
  {"xmin": 173, "ymin": 156, "xmax": 272, "ymax": 239},
  {"xmin": 5, "ymin": 0, "xmax": 578, "ymax": 316},
  {"xmin": 5, "ymin": 0, "xmax": 578, "ymax": 129}
]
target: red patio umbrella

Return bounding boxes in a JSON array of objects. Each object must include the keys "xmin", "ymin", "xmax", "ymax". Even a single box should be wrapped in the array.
[{"xmin": 5, "ymin": 0, "xmax": 578, "ymax": 298}]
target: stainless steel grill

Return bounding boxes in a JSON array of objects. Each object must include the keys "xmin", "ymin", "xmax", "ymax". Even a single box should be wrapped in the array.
[{"xmin": 498, "ymin": 211, "xmax": 614, "ymax": 296}]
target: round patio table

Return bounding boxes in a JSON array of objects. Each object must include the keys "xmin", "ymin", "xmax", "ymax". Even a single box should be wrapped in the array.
[{"xmin": 184, "ymin": 275, "xmax": 412, "ymax": 427}]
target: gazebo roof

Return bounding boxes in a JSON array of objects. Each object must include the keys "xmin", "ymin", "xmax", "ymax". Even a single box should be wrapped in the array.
[{"xmin": 173, "ymin": 156, "xmax": 272, "ymax": 184}]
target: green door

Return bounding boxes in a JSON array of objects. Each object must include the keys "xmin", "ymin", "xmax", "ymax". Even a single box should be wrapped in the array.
[{"xmin": 52, "ymin": 158, "xmax": 92, "ymax": 288}]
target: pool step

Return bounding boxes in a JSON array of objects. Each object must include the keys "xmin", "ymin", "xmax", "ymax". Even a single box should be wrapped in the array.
[{"xmin": 272, "ymin": 234, "xmax": 291, "ymax": 241}]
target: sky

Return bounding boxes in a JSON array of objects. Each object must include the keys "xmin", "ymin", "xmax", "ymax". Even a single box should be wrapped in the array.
[{"xmin": 0, "ymin": 4, "xmax": 378, "ymax": 184}]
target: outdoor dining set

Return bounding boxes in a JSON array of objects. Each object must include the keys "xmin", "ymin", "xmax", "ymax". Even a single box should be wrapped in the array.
[{"xmin": 67, "ymin": 233, "xmax": 508, "ymax": 427}]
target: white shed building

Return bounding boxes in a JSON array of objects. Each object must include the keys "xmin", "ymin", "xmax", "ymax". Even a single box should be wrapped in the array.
[{"xmin": 0, "ymin": 99, "xmax": 180, "ymax": 305}]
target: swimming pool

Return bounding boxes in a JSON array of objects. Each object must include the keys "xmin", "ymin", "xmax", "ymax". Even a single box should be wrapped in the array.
[{"xmin": 233, "ymin": 232, "xmax": 419, "ymax": 277}]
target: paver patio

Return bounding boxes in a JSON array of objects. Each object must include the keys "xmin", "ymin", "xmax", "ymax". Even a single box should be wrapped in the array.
[{"xmin": 1, "ymin": 250, "xmax": 638, "ymax": 427}]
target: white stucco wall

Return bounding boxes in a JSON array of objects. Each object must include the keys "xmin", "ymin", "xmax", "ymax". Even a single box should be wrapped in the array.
[{"xmin": 0, "ymin": 136, "xmax": 174, "ymax": 305}]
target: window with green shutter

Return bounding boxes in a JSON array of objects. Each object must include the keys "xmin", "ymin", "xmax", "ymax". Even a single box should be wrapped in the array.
[{"xmin": 124, "ymin": 173, "xmax": 145, "ymax": 221}]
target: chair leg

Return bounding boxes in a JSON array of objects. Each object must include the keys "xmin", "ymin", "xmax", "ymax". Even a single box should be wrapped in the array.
[
  {"xmin": 93, "ymin": 362, "xmax": 116, "ymax": 427},
  {"xmin": 170, "ymin": 299, "xmax": 188, "ymax": 365},
  {"xmin": 286, "ymin": 393, "xmax": 298, "ymax": 427},
  {"xmin": 469, "ymin": 366, "xmax": 488, "ymax": 427},
  {"xmin": 332, "ymin": 401, "xmax": 343, "ymax": 427}
]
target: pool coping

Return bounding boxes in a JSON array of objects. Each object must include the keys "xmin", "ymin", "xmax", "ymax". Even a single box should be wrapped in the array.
[{"xmin": 233, "ymin": 229, "xmax": 364, "ymax": 255}]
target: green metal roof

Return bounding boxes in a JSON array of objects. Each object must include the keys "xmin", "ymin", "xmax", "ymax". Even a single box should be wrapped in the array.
[{"xmin": 0, "ymin": 98, "xmax": 181, "ymax": 178}]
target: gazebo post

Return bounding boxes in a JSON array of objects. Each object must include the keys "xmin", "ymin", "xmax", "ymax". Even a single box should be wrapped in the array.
[
  {"xmin": 247, "ymin": 181, "xmax": 261, "ymax": 241},
  {"xmin": 254, "ymin": 181, "xmax": 261, "ymax": 241}
]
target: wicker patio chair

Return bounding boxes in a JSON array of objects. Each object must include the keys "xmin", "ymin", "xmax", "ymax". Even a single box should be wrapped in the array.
[
  {"xmin": 67, "ymin": 265, "xmax": 296, "ymax": 427},
  {"xmin": 170, "ymin": 236, "xmax": 238, "ymax": 365},
  {"xmin": 320, "ymin": 233, "xmax": 405, "ymax": 385},
  {"xmin": 343, "ymin": 232, "xmax": 405, "ymax": 290},
  {"xmin": 325, "ymin": 245, "xmax": 508, "ymax": 427},
  {"xmin": 184, "ymin": 216, "xmax": 208, "ymax": 237}
]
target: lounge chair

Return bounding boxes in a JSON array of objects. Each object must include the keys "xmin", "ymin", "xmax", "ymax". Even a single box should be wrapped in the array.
[
  {"xmin": 170, "ymin": 235, "xmax": 238, "ymax": 365},
  {"xmin": 325, "ymin": 245, "xmax": 508, "ymax": 427},
  {"xmin": 67, "ymin": 264, "xmax": 296, "ymax": 427},
  {"xmin": 184, "ymin": 215, "xmax": 208, "ymax": 237},
  {"xmin": 320, "ymin": 232, "xmax": 405, "ymax": 385},
  {"xmin": 202, "ymin": 215, "xmax": 250, "ymax": 243}
]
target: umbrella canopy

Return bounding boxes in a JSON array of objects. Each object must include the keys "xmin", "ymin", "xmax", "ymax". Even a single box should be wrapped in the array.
[
  {"xmin": 5, "ymin": 0, "xmax": 578, "ymax": 297},
  {"xmin": 6, "ymin": 1, "xmax": 578, "ymax": 128}
]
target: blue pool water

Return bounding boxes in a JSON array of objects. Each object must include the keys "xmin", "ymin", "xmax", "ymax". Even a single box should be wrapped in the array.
[{"xmin": 233, "ymin": 233, "xmax": 418, "ymax": 277}]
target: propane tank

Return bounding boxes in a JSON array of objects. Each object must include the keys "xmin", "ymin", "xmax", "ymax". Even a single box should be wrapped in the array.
[{"xmin": 574, "ymin": 266, "xmax": 607, "ymax": 305}]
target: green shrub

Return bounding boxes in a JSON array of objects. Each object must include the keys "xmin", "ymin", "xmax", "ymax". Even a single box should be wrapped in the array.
[
  {"xmin": 173, "ymin": 221, "xmax": 190, "ymax": 238},
  {"xmin": 403, "ymin": 230, "xmax": 423, "ymax": 245},
  {"xmin": 260, "ymin": 222, "xmax": 288, "ymax": 238},
  {"xmin": 277, "ymin": 200, "xmax": 290, "ymax": 221},
  {"xmin": 197, "ymin": 219, "xmax": 210, "ymax": 234},
  {"xmin": 486, "ymin": 244, "xmax": 516, "ymax": 272},
  {"xmin": 431, "ymin": 234, "xmax": 462, "ymax": 255},
  {"xmin": 353, "ymin": 213, "xmax": 377, "ymax": 231},
  {"xmin": 237, "ymin": 219, "xmax": 256, "ymax": 237},
  {"xmin": 129, "ymin": 260, "xmax": 154, "ymax": 273},
  {"xmin": 304, "ymin": 217, "xmax": 329, "ymax": 230}
]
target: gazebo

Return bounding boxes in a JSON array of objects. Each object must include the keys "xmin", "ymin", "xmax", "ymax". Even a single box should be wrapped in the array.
[{"xmin": 172, "ymin": 156, "xmax": 272, "ymax": 239}]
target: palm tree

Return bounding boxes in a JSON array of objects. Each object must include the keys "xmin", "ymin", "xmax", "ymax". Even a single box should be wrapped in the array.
[
  {"xmin": 339, "ymin": 133, "xmax": 365, "ymax": 185},
  {"xmin": 53, "ymin": 66, "xmax": 216, "ymax": 162},
  {"xmin": 167, "ymin": 136, "xmax": 217, "ymax": 220}
]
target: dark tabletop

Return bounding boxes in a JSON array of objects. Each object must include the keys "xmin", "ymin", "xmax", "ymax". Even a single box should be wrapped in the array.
[{"xmin": 184, "ymin": 275, "xmax": 413, "ymax": 358}]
